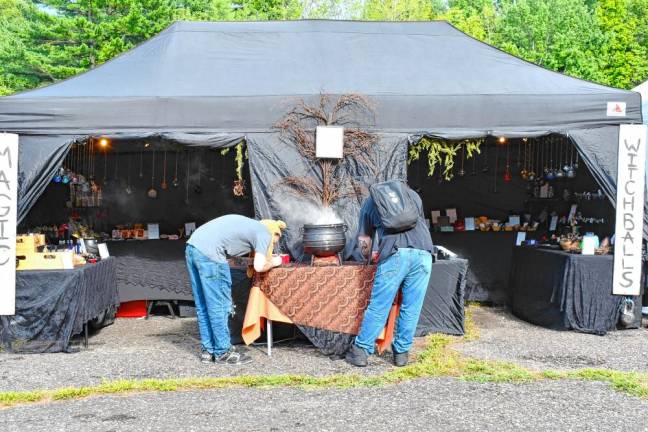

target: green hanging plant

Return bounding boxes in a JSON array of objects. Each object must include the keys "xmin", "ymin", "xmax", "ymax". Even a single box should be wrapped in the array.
[
  {"xmin": 408, "ymin": 137, "xmax": 483, "ymax": 181},
  {"xmin": 235, "ymin": 142, "xmax": 245, "ymax": 182}
]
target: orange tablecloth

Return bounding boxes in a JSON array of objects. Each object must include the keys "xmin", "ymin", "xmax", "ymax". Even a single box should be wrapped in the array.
[{"xmin": 242, "ymin": 285, "xmax": 400, "ymax": 353}]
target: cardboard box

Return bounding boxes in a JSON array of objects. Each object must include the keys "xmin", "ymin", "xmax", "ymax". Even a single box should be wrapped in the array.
[
  {"xmin": 16, "ymin": 251, "xmax": 74, "ymax": 271},
  {"xmin": 16, "ymin": 234, "xmax": 46, "ymax": 254}
]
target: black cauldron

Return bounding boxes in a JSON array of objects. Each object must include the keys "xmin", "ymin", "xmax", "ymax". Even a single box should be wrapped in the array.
[{"xmin": 301, "ymin": 223, "xmax": 347, "ymax": 257}]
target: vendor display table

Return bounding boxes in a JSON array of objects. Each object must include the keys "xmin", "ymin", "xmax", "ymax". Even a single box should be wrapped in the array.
[
  {"xmin": 509, "ymin": 247, "xmax": 642, "ymax": 335},
  {"xmin": 0, "ymin": 258, "xmax": 119, "ymax": 353},
  {"xmin": 433, "ymin": 232, "xmax": 517, "ymax": 304},
  {"xmin": 243, "ymin": 259, "xmax": 468, "ymax": 355}
]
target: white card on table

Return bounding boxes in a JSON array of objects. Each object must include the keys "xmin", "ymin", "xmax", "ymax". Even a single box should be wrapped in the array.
[
  {"xmin": 147, "ymin": 223, "xmax": 160, "ymax": 240},
  {"xmin": 516, "ymin": 232, "xmax": 526, "ymax": 246},
  {"xmin": 508, "ymin": 215, "xmax": 520, "ymax": 226},
  {"xmin": 549, "ymin": 216, "xmax": 558, "ymax": 232},
  {"xmin": 185, "ymin": 222, "xmax": 196, "ymax": 237},
  {"xmin": 98, "ymin": 243, "xmax": 110, "ymax": 259},
  {"xmin": 446, "ymin": 208, "xmax": 457, "ymax": 223},
  {"xmin": 431, "ymin": 211, "xmax": 441, "ymax": 224},
  {"xmin": 465, "ymin": 217, "xmax": 475, "ymax": 231}
]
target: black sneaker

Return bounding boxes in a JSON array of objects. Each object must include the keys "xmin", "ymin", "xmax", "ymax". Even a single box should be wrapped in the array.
[
  {"xmin": 393, "ymin": 351, "xmax": 409, "ymax": 367},
  {"xmin": 200, "ymin": 349, "xmax": 214, "ymax": 364},
  {"xmin": 344, "ymin": 344, "xmax": 368, "ymax": 367},
  {"xmin": 215, "ymin": 347, "xmax": 253, "ymax": 365}
]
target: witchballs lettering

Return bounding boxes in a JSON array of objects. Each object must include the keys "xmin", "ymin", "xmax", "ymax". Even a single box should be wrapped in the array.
[{"xmin": 618, "ymin": 138, "xmax": 642, "ymax": 288}]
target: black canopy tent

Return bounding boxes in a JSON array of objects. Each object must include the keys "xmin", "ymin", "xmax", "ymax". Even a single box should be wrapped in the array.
[{"xmin": 1, "ymin": 20, "xmax": 645, "ymax": 351}]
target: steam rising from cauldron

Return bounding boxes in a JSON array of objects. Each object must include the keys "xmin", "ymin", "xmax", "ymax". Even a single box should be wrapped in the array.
[{"xmin": 276, "ymin": 199, "xmax": 343, "ymax": 228}]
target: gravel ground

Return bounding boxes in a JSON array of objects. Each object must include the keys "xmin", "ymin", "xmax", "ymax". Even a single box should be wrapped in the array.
[
  {"xmin": 0, "ymin": 317, "xmax": 395, "ymax": 392},
  {"xmin": 458, "ymin": 307, "xmax": 648, "ymax": 372},
  {"xmin": 1, "ymin": 378, "xmax": 647, "ymax": 432}
]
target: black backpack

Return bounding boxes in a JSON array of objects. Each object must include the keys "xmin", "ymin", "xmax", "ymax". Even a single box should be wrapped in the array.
[{"xmin": 369, "ymin": 180, "xmax": 419, "ymax": 232}]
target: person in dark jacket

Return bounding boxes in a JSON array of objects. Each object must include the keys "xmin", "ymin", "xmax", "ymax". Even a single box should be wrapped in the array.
[{"xmin": 346, "ymin": 188, "xmax": 433, "ymax": 367}]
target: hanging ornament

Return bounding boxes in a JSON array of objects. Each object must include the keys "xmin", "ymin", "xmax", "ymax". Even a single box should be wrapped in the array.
[
  {"xmin": 139, "ymin": 148, "xmax": 144, "ymax": 179},
  {"xmin": 520, "ymin": 139, "xmax": 528, "ymax": 180},
  {"xmin": 209, "ymin": 151, "xmax": 216, "ymax": 182},
  {"xmin": 194, "ymin": 151, "xmax": 203, "ymax": 194},
  {"xmin": 161, "ymin": 149, "xmax": 168, "ymax": 190},
  {"xmin": 527, "ymin": 139, "xmax": 536, "ymax": 181},
  {"xmin": 53, "ymin": 167, "xmax": 63, "ymax": 183},
  {"xmin": 125, "ymin": 153, "xmax": 133, "ymax": 195},
  {"xmin": 147, "ymin": 149, "xmax": 158, "ymax": 199},
  {"xmin": 471, "ymin": 148, "xmax": 477, "ymax": 176},
  {"xmin": 458, "ymin": 144, "xmax": 466, "ymax": 177},
  {"xmin": 503, "ymin": 142, "xmax": 512, "ymax": 182},
  {"xmin": 185, "ymin": 151, "xmax": 191, "ymax": 205},
  {"xmin": 103, "ymin": 145, "xmax": 109, "ymax": 186},
  {"xmin": 493, "ymin": 141, "xmax": 499, "ymax": 193},
  {"xmin": 172, "ymin": 151, "xmax": 180, "ymax": 187},
  {"xmin": 482, "ymin": 145, "xmax": 489, "ymax": 173},
  {"xmin": 555, "ymin": 137, "xmax": 565, "ymax": 178}
]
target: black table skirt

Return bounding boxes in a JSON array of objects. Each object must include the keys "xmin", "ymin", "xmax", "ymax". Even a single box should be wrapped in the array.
[
  {"xmin": 433, "ymin": 232, "xmax": 518, "ymax": 304},
  {"xmin": 509, "ymin": 247, "xmax": 642, "ymax": 335},
  {"xmin": 107, "ymin": 240, "xmax": 192, "ymax": 302},
  {"xmin": 0, "ymin": 258, "xmax": 119, "ymax": 353}
]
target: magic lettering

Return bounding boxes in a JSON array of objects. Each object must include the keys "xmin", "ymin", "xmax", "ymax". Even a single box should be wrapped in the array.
[{"xmin": 0, "ymin": 145, "xmax": 12, "ymax": 266}]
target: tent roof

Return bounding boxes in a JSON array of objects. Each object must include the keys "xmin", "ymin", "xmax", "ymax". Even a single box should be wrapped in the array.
[{"xmin": 0, "ymin": 20, "xmax": 642, "ymax": 135}]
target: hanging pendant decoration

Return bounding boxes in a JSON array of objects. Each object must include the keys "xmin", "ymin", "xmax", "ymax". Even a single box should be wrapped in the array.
[
  {"xmin": 147, "ymin": 148, "xmax": 158, "ymax": 199},
  {"xmin": 161, "ymin": 149, "xmax": 168, "ymax": 190},
  {"xmin": 125, "ymin": 153, "xmax": 133, "ymax": 195},
  {"xmin": 503, "ymin": 140, "xmax": 512, "ymax": 182},
  {"xmin": 139, "ymin": 148, "xmax": 144, "ymax": 179},
  {"xmin": 520, "ymin": 138, "xmax": 528, "ymax": 180},
  {"xmin": 103, "ymin": 144, "xmax": 109, "ymax": 186},
  {"xmin": 194, "ymin": 150, "xmax": 203, "ymax": 194},
  {"xmin": 172, "ymin": 151, "xmax": 180, "ymax": 187},
  {"xmin": 458, "ymin": 144, "xmax": 466, "ymax": 177},
  {"xmin": 185, "ymin": 151, "xmax": 191, "ymax": 205}
]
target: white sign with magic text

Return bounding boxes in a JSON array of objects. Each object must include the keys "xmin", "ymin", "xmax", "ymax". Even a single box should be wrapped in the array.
[
  {"xmin": 0, "ymin": 134, "xmax": 18, "ymax": 315},
  {"xmin": 613, "ymin": 125, "xmax": 647, "ymax": 296}
]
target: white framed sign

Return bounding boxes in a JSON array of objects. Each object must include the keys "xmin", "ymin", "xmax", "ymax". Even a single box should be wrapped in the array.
[
  {"xmin": 613, "ymin": 125, "xmax": 647, "ymax": 296},
  {"xmin": 315, "ymin": 126, "xmax": 344, "ymax": 159},
  {"xmin": 0, "ymin": 134, "xmax": 18, "ymax": 316}
]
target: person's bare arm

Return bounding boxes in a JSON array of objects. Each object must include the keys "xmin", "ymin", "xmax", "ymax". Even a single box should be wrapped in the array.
[
  {"xmin": 253, "ymin": 253, "xmax": 282, "ymax": 273},
  {"xmin": 358, "ymin": 235, "xmax": 372, "ymax": 259}
]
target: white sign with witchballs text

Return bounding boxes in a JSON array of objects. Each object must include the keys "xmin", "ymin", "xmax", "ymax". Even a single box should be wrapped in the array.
[
  {"xmin": 613, "ymin": 125, "xmax": 647, "ymax": 296},
  {"xmin": 0, "ymin": 133, "xmax": 18, "ymax": 315}
]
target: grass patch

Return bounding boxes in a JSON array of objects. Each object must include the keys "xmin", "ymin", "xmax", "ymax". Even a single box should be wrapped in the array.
[{"xmin": 1, "ymin": 305, "xmax": 646, "ymax": 408}]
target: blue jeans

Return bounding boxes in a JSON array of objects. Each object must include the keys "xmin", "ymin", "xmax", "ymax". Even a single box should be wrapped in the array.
[
  {"xmin": 355, "ymin": 248, "xmax": 432, "ymax": 355},
  {"xmin": 185, "ymin": 245, "xmax": 232, "ymax": 356}
]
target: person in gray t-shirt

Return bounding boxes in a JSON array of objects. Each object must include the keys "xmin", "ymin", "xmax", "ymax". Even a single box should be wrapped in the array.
[{"xmin": 185, "ymin": 215, "xmax": 286, "ymax": 365}]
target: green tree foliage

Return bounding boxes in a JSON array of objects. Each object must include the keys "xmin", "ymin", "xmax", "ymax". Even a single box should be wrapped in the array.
[
  {"xmin": 594, "ymin": 0, "xmax": 648, "ymax": 88},
  {"xmin": 495, "ymin": 0, "xmax": 604, "ymax": 82},
  {"xmin": 361, "ymin": 0, "xmax": 435, "ymax": 21}
]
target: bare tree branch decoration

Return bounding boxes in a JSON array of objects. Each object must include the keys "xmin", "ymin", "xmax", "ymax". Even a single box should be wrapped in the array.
[{"xmin": 274, "ymin": 94, "xmax": 379, "ymax": 208}]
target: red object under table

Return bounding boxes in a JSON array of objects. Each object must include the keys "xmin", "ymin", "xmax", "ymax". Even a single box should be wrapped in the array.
[{"xmin": 116, "ymin": 300, "xmax": 147, "ymax": 318}]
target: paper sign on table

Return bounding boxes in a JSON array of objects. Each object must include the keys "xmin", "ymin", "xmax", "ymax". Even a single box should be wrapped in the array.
[
  {"xmin": 516, "ymin": 232, "xmax": 526, "ymax": 246},
  {"xmin": 98, "ymin": 243, "xmax": 110, "ymax": 259},
  {"xmin": 464, "ymin": 217, "xmax": 475, "ymax": 231},
  {"xmin": 185, "ymin": 222, "xmax": 196, "ymax": 237},
  {"xmin": 508, "ymin": 215, "xmax": 520, "ymax": 226},
  {"xmin": 549, "ymin": 216, "xmax": 558, "ymax": 232},
  {"xmin": 430, "ymin": 211, "xmax": 441, "ymax": 224},
  {"xmin": 446, "ymin": 208, "xmax": 457, "ymax": 223},
  {"xmin": 147, "ymin": 223, "xmax": 160, "ymax": 240}
]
